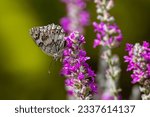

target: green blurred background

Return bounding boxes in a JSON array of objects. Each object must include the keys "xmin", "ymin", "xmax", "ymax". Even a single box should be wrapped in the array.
[{"xmin": 0, "ymin": 0, "xmax": 150, "ymax": 99}]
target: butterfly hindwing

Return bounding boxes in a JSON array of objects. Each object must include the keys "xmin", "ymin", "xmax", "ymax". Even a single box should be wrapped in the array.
[{"xmin": 29, "ymin": 23, "xmax": 66, "ymax": 60}]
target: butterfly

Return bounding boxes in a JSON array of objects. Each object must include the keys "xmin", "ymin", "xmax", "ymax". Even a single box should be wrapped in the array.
[{"xmin": 29, "ymin": 23, "xmax": 66, "ymax": 60}]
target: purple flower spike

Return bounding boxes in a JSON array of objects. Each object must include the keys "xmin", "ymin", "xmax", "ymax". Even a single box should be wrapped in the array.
[
  {"xmin": 60, "ymin": 0, "xmax": 90, "ymax": 34},
  {"xmin": 92, "ymin": 0, "xmax": 122, "ymax": 48},
  {"xmin": 93, "ymin": 0, "xmax": 122, "ymax": 100},
  {"xmin": 124, "ymin": 41, "xmax": 150, "ymax": 100},
  {"xmin": 124, "ymin": 41, "xmax": 150, "ymax": 84},
  {"xmin": 61, "ymin": 31, "xmax": 97, "ymax": 100}
]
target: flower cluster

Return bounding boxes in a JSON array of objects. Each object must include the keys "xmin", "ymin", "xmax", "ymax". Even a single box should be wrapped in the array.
[
  {"xmin": 60, "ymin": 0, "xmax": 90, "ymax": 34},
  {"xmin": 124, "ymin": 41, "xmax": 150, "ymax": 84},
  {"xmin": 93, "ymin": 0, "xmax": 122, "ymax": 48},
  {"xmin": 61, "ymin": 31, "xmax": 97, "ymax": 100},
  {"xmin": 93, "ymin": 22, "xmax": 122, "ymax": 48}
]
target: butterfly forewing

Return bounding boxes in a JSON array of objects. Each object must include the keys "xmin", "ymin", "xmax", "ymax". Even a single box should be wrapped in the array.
[{"xmin": 29, "ymin": 23, "xmax": 66, "ymax": 60}]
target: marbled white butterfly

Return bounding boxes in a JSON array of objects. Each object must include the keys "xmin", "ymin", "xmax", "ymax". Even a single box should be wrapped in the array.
[{"xmin": 29, "ymin": 23, "xmax": 66, "ymax": 60}]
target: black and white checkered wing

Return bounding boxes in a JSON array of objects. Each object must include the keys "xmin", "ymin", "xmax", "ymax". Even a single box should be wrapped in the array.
[{"xmin": 29, "ymin": 23, "xmax": 66, "ymax": 60}]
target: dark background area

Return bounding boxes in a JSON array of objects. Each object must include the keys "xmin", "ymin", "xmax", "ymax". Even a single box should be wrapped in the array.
[{"xmin": 0, "ymin": 0, "xmax": 150, "ymax": 99}]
